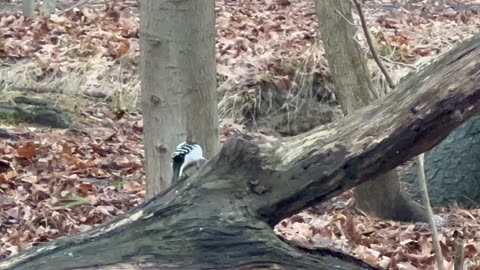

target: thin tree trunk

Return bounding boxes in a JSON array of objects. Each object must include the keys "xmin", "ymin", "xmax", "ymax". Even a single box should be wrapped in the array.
[
  {"xmin": 22, "ymin": 0, "xmax": 35, "ymax": 18},
  {"xmin": 316, "ymin": 1, "xmax": 378, "ymax": 113},
  {"xmin": 140, "ymin": 0, "xmax": 219, "ymax": 198},
  {"xmin": 40, "ymin": 0, "xmax": 56, "ymax": 16},
  {"xmin": 314, "ymin": 0, "xmax": 427, "ymax": 222}
]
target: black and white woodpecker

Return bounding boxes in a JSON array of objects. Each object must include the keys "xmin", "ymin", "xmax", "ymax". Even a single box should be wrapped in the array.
[{"xmin": 171, "ymin": 142, "xmax": 207, "ymax": 184}]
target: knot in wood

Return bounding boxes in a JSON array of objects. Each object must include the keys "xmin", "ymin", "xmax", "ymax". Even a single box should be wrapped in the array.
[
  {"xmin": 150, "ymin": 95, "xmax": 162, "ymax": 104},
  {"xmin": 156, "ymin": 144, "xmax": 168, "ymax": 153},
  {"xmin": 252, "ymin": 184, "xmax": 270, "ymax": 195}
]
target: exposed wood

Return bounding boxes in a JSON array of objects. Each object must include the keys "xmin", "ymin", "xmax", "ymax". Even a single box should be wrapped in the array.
[{"xmin": 1, "ymin": 35, "xmax": 480, "ymax": 270}]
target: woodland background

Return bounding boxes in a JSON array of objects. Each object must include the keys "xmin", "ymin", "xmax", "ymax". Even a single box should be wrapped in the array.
[{"xmin": 0, "ymin": 0, "xmax": 480, "ymax": 269}]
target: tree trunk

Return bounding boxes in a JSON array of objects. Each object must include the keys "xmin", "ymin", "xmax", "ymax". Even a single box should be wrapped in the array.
[
  {"xmin": 314, "ymin": 0, "xmax": 427, "ymax": 222},
  {"xmin": 401, "ymin": 113, "xmax": 480, "ymax": 208},
  {"xmin": 40, "ymin": 0, "xmax": 56, "ymax": 16},
  {"xmin": 22, "ymin": 0, "xmax": 35, "ymax": 18},
  {"xmin": 2, "ymin": 35, "xmax": 480, "ymax": 270},
  {"xmin": 140, "ymin": 0, "xmax": 219, "ymax": 199}
]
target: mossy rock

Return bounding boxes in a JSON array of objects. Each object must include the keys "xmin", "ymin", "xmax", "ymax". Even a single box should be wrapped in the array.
[
  {"xmin": 401, "ymin": 113, "xmax": 480, "ymax": 208},
  {"xmin": 0, "ymin": 96, "xmax": 72, "ymax": 128}
]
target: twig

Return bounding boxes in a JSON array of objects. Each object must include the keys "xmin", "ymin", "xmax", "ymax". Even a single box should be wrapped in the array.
[
  {"xmin": 334, "ymin": 9, "xmax": 357, "ymax": 26},
  {"xmin": 57, "ymin": 0, "xmax": 89, "ymax": 16},
  {"xmin": 11, "ymin": 86, "xmax": 63, "ymax": 94},
  {"xmin": 352, "ymin": 0, "xmax": 396, "ymax": 89},
  {"xmin": 454, "ymin": 238, "xmax": 465, "ymax": 270},
  {"xmin": 380, "ymin": 56, "xmax": 418, "ymax": 70},
  {"xmin": 416, "ymin": 153, "xmax": 446, "ymax": 270}
]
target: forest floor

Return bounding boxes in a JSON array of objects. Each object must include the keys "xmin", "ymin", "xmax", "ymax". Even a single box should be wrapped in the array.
[{"xmin": 1, "ymin": 0, "xmax": 480, "ymax": 269}]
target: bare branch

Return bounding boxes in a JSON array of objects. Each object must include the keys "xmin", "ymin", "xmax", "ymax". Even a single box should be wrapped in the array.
[
  {"xmin": 416, "ymin": 154, "xmax": 446, "ymax": 270},
  {"xmin": 454, "ymin": 238, "xmax": 465, "ymax": 270},
  {"xmin": 351, "ymin": 0, "xmax": 396, "ymax": 89}
]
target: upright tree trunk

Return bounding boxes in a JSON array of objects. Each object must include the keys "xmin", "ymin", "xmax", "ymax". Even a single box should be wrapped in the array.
[
  {"xmin": 315, "ymin": 0, "xmax": 427, "ymax": 221},
  {"xmin": 140, "ymin": 0, "xmax": 219, "ymax": 198},
  {"xmin": 22, "ymin": 0, "xmax": 35, "ymax": 18},
  {"xmin": 40, "ymin": 0, "xmax": 56, "ymax": 16}
]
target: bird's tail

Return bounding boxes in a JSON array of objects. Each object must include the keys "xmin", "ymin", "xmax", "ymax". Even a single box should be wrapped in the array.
[{"xmin": 172, "ymin": 161, "xmax": 182, "ymax": 184}]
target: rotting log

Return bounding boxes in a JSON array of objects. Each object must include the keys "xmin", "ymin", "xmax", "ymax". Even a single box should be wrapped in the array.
[{"xmin": 1, "ymin": 35, "xmax": 480, "ymax": 270}]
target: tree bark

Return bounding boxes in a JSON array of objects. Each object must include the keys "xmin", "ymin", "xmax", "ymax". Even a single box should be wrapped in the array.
[
  {"xmin": 22, "ymin": 0, "xmax": 35, "ymax": 18},
  {"xmin": 401, "ymin": 113, "xmax": 480, "ymax": 207},
  {"xmin": 40, "ymin": 0, "xmax": 56, "ymax": 16},
  {"xmin": 315, "ymin": 0, "xmax": 427, "ymax": 222},
  {"xmin": 182, "ymin": 0, "xmax": 221, "ymax": 157},
  {"xmin": 315, "ymin": 0, "xmax": 378, "ymax": 113},
  {"xmin": 140, "ymin": 0, "xmax": 219, "ymax": 199},
  {"xmin": 2, "ymin": 34, "xmax": 480, "ymax": 270}
]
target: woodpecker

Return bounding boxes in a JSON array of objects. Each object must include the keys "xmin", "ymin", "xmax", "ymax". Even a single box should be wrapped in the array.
[{"xmin": 171, "ymin": 142, "xmax": 206, "ymax": 184}]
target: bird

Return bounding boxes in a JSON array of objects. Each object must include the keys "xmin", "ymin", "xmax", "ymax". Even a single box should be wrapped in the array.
[{"xmin": 171, "ymin": 142, "xmax": 207, "ymax": 184}]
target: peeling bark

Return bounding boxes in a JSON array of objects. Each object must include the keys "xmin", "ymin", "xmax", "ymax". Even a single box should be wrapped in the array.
[{"xmin": 1, "ymin": 35, "xmax": 480, "ymax": 270}]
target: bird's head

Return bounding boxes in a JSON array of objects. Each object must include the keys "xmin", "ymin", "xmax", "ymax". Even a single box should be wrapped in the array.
[{"xmin": 171, "ymin": 142, "xmax": 207, "ymax": 183}]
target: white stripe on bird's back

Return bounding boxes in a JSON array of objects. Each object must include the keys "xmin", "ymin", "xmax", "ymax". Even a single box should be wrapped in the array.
[{"xmin": 171, "ymin": 142, "xmax": 198, "ymax": 158}]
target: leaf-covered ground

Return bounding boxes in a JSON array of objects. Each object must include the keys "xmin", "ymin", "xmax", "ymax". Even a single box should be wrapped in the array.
[{"xmin": 1, "ymin": 0, "xmax": 480, "ymax": 269}]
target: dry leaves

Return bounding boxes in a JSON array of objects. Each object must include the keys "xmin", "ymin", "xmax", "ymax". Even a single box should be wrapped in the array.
[
  {"xmin": 1, "ymin": 0, "xmax": 480, "ymax": 269},
  {"xmin": 0, "ymin": 108, "xmax": 145, "ymax": 260},
  {"xmin": 276, "ymin": 192, "xmax": 480, "ymax": 269}
]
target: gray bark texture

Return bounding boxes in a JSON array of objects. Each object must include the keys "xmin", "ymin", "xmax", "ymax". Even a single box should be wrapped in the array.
[
  {"xmin": 402, "ymin": 113, "xmax": 480, "ymax": 207},
  {"xmin": 315, "ymin": 0, "xmax": 379, "ymax": 113},
  {"xmin": 1, "ymin": 34, "xmax": 480, "ymax": 270},
  {"xmin": 40, "ymin": 0, "xmax": 56, "ymax": 16},
  {"xmin": 315, "ymin": 0, "xmax": 427, "ymax": 222},
  {"xmin": 140, "ymin": 0, "xmax": 219, "ymax": 198},
  {"xmin": 22, "ymin": 0, "xmax": 35, "ymax": 18}
]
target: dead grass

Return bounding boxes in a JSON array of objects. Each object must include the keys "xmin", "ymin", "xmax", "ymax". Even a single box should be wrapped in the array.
[
  {"xmin": 0, "ymin": 26, "xmax": 454, "ymax": 132},
  {"xmin": 0, "ymin": 52, "xmax": 140, "ymax": 112},
  {"xmin": 217, "ymin": 36, "xmax": 339, "ymax": 133},
  {"xmin": 368, "ymin": 44, "xmax": 452, "ymax": 97}
]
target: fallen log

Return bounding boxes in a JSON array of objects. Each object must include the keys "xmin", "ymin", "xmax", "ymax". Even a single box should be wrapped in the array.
[{"xmin": 1, "ymin": 35, "xmax": 480, "ymax": 270}]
